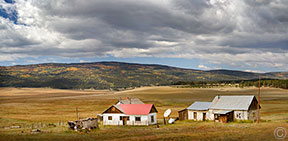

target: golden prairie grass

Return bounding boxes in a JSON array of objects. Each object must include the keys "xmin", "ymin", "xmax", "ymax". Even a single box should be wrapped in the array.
[{"xmin": 0, "ymin": 86, "xmax": 288, "ymax": 140}]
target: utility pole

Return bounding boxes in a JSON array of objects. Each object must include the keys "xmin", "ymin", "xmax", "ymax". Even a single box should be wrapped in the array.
[
  {"xmin": 76, "ymin": 107, "xmax": 79, "ymax": 120},
  {"xmin": 257, "ymin": 75, "xmax": 261, "ymax": 123}
]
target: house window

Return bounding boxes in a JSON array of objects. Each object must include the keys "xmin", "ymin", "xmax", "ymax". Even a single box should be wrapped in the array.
[
  {"xmin": 108, "ymin": 116, "xmax": 112, "ymax": 120},
  {"xmin": 127, "ymin": 116, "xmax": 130, "ymax": 121},
  {"xmin": 120, "ymin": 116, "xmax": 123, "ymax": 120},
  {"xmin": 194, "ymin": 112, "xmax": 197, "ymax": 119},
  {"xmin": 215, "ymin": 114, "xmax": 219, "ymax": 120},
  {"xmin": 151, "ymin": 115, "xmax": 154, "ymax": 123},
  {"xmin": 135, "ymin": 117, "xmax": 141, "ymax": 121},
  {"xmin": 236, "ymin": 113, "xmax": 242, "ymax": 119}
]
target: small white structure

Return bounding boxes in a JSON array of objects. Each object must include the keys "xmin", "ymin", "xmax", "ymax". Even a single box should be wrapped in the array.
[
  {"xmin": 178, "ymin": 102, "xmax": 211, "ymax": 121},
  {"xmin": 179, "ymin": 95, "xmax": 260, "ymax": 122},
  {"xmin": 102, "ymin": 104, "xmax": 158, "ymax": 126}
]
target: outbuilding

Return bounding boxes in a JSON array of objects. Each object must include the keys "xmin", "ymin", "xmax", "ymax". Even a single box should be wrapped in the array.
[
  {"xmin": 208, "ymin": 95, "xmax": 260, "ymax": 122},
  {"xmin": 179, "ymin": 95, "xmax": 260, "ymax": 123},
  {"xmin": 178, "ymin": 101, "xmax": 211, "ymax": 121}
]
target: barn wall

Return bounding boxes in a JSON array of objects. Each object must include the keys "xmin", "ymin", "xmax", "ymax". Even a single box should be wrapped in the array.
[
  {"xmin": 209, "ymin": 110, "xmax": 251, "ymax": 121},
  {"xmin": 248, "ymin": 109, "xmax": 258, "ymax": 121},
  {"xmin": 234, "ymin": 110, "xmax": 248, "ymax": 120},
  {"xmin": 187, "ymin": 110, "xmax": 208, "ymax": 121},
  {"xmin": 207, "ymin": 109, "xmax": 214, "ymax": 120},
  {"xmin": 188, "ymin": 110, "xmax": 194, "ymax": 120},
  {"xmin": 178, "ymin": 109, "xmax": 188, "ymax": 120}
]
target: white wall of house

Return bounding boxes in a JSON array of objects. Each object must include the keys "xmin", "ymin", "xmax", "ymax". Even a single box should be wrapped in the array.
[
  {"xmin": 207, "ymin": 109, "xmax": 252, "ymax": 121},
  {"xmin": 148, "ymin": 113, "xmax": 157, "ymax": 125},
  {"xmin": 103, "ymin": 113, "xmax": 126, "ymax": 125},
  {"xmin": 103, "ymin": 113, "xmax": 157, "ymax": 125},
  {"xmin": 234, "ymin": 110, "xmax": 248, "ymax": 120},
  {"xmin": 128, "ymin": 115, "xmax": 148, "ymax": 125},
  {"xmin": 187, "ymin": 110, "xmax": 208, "ymax": 121},
  {"xmin": 207, "ymin": 109, "xmax": 215, "ymax": 120}
]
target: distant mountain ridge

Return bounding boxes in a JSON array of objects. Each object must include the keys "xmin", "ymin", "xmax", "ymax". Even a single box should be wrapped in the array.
[{"xmin": 1, "ymin": 61, "xmax": 287, "ymax": 89}]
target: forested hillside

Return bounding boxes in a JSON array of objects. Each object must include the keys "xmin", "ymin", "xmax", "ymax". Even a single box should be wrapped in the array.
[{"xmin": 1, "ymin": 62, "xmax": 287, "ymax": 89}]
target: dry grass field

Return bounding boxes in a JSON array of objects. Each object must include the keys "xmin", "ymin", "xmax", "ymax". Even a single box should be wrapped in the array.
[{"xmin": 0, "ymin": 86, "xmax": 287, "ymax": 140}]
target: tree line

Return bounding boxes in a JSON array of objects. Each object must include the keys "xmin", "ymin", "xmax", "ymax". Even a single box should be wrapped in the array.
[{"xmin": 172, "ymin": 79, "xmax": 288, "ymax": 89}]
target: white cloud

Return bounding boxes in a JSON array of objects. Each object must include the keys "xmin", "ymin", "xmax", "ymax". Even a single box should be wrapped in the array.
[
  {"xmin": 79, "ymin": 60, "xmax": 87, "ymax": 63},
  {"xmin": 198, "ymin": 64, "xmax": 210, "ymax": 70},
  {"xmin": 244, "ymin": 70, "xmax": 264, "ymax": 73}
]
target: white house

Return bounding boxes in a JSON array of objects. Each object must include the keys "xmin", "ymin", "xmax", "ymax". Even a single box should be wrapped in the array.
[
  {"xmin": 102, "ymin": 104, "xmax": 158, "ymax": 126},
  {"xmin": 179, "ymin": 95, "xmax": 260, "ymax": 123},
  {"xmin": 178, "ymin": 102, "xmax": 211, "ymax": 121}
]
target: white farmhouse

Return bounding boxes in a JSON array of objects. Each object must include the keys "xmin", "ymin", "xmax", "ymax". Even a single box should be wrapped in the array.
[
  {"xmin": 179, "ymin": 95, "xmax": 260, "ymax": 123},
  {"xmin": 102, "ymin": 104, "xmax": 158, "ymax": 126}
]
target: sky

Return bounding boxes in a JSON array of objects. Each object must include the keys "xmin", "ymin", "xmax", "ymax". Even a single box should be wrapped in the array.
[{"xmin": 0, "ymin": 0, "xmax": 287, "ymax": 72}]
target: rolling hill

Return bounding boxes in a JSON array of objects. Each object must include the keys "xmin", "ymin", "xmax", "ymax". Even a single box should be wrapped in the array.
[{"xmin": 1, "ymin": 61, "xmax": 287, "ymax": 89}]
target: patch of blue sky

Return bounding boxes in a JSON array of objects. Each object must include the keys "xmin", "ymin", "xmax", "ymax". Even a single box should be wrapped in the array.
[
  {"xmin": 0, "ymin": 1, "xmax": 18, "ymax": 24},
  {"xmin": 4, "ymin": 0, "xmax": 15, "ymax": 4}
]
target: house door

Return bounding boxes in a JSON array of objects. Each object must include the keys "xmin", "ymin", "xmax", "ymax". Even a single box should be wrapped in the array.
[
  {"xmin": 123, "ymin": 117, "xmax": 128, "ymax": 125},
  {"xmin": 219, "ymin": 115, "xmax": 227, "ymax": 123},
  {"xmin": 203, "ymin": 113, "xmax": 206, "ymax": 121}
]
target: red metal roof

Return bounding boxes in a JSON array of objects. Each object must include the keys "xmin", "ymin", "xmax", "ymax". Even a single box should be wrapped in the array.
[{"xmin": 119, "ymin": 104, "xmax": 153, "ymax": 115}]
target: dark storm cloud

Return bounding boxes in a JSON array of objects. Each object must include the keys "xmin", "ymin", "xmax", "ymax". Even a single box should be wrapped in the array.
[{"xmin": 0, "ymin": 0, "xmax": 287, "ymax": 70}]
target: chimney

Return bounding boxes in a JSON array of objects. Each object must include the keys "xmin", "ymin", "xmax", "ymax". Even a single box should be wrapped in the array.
[{"xmin": 126, "ymin": 97, "xmax": 131, "ymax": 104}]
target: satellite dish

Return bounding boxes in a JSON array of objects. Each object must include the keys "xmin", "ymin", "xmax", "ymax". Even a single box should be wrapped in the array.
[
  {"xmin": 168, "ymin": 118, "xmax": 175, "ymax": 124},
  {"xmin": 164, "ymin": 109, "xmax": 171, "ymax": 117}
]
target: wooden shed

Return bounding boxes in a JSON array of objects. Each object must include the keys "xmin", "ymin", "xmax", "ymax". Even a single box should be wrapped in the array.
[
  {"xmin": 213, "ymin": 111, "xmax": 234, "ymax": 123},
  {"xmin": 178, "ymin": 109, "xmax": 188, "ymax": 120}
]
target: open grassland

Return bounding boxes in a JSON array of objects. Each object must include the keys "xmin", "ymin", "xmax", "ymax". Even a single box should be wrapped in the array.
[{"xmin": 0, "ymin": 86, "xmax": 288, "ymax": 140}]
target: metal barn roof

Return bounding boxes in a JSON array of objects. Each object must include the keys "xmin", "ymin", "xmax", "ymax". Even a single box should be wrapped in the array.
[
  {"xmin": 118, "ymin": 98, "xmax": 144, "ymax": 104},
  {"xmin": 210, "ymin": 95, "xmax": 255, "ymax": 110},
  {"xmin": 213, "ymin": 110, "xmax": 233, "ymax": 114},
  {"xmin": 187, "ymin": 102, "xmax": 212, "ymax": 110}
]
